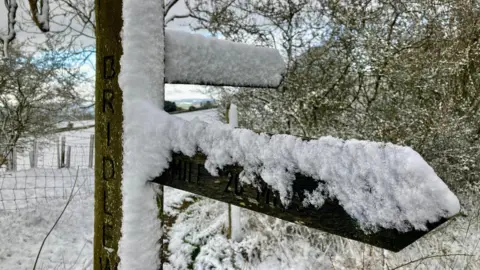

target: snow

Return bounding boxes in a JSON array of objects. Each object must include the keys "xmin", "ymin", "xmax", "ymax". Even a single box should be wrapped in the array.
[
  {"xmin": 118, "ymin": 0, "xmax": 165, "ymax": 268},
  {"xmin": 0, "ymin": 111, "xmax": 218, "ymax": 270},
  {"xmin": 0, "ymin": 111, "xmax": 473, "ymax": 269},
  {"xmin": 38, "ymin": 0, "xmax": 50, "ymax": 31},
  {"xmin": 0, "ymin": 168, "xmax": 93, "ymax": 211},
  {"xmin": 126, "ymin": 101, "xmax": 459, "ymax": 233},
  {"xmin": 228, "ymin": 104, "xmax": 238, "ymax": 127},
  {"xmin": 228, "ymin": 104, "xmax": 242, "ymax": 242},
  {"xmin": 165, "ymin": 193, "xmax": 478, "ymax": 270},
  {"xmin": 57, "ymin": 120, "xmax": 95, "ymax": 129},
  {"xmin": 164, "ymin": 30, "xmax": 286, "ymax": 88},
  {"xmin": 0, "ymin": 195, "xmax": 94, "ymax": 269},
  {"xmin": 170, "ymin": 109, "xmax": 219, "ymax": 122}
]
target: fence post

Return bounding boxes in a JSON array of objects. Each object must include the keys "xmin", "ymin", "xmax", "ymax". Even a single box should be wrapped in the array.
[
  {"xmin": 226, "ymin": 103, "xmax": 242, "ymax": 242},
  {"xmin": 66, "ymin": 146, "xmax": 72, "ymax": 168},
  {"xmin": 57, "ymin": 137, "xmax": 61, "ymax": 169},
  {"xmin": 8, "ymin": 146, "xmax": 17, "ymax": 171},
  {"xmin": 61, "ymin": 136, "xmax": 66, "ymax": 168},
  {"xmin": 29, "ymin": 152, "xmax": 34, "ymax": 168},
  {"xmin": 30, "ymin": 140, "xmax": 38, "ymax": 168},
  {"xmin": 89, "ymin": 134, "xmax": 94, "ymax": 168},
  {"xmin": 12, "ymin": 147, "xmax": 17, "ymax": 171}
]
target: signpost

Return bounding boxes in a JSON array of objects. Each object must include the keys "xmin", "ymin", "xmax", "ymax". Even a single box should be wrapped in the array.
[
  {"xmin": 153, "ymin": 154, "xmax": 447, "ymax": 252},
  {"xmin": 94, "ymin": 1, "xmax": 457, "ymax": 269},
  {"xmin": 94, "ymin": 0, "xmax": 123, "ymax": 269}
]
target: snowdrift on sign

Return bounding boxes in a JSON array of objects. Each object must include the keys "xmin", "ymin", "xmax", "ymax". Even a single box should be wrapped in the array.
[{"xmin": 125, "ymin": 101, "xmax": 460, "ymax": 234}]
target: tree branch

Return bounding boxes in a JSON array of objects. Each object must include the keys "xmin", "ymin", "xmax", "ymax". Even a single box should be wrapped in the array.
[
  {"xmin": 28, "ymin": 0, "xmax": 50, "ymax": 32},
  {"xmin": 165, "ymin": 13, "xmax": 191, "ymax": 25},
  {"xmin": 0, "ymin": 0, "xmax": 18, "ymax": 57},
  {"xmin": 165, "ymin": 0, "xmax": 179, "ymax": 16},
  {"xmin": 391, "ymin": 253, "xmax": 474, "ymax": 270}
]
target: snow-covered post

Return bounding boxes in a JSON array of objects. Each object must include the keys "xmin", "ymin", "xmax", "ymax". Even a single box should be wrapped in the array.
[
  {"xmin": 56, "ymin": 137, "xmax": 61, "ymax": 169},
  {"xmin": 89, "ymin": 134, "xmax": 94, "ymax": 168},
  {"xmin": 29, "ymin": 140, "xmax": 38, "ymax": 168},
  {"xmin": 66, "ymin": 146, "xmax": 71, "ymax": 168},
  {"xmin": 60, "ymin": 136, "xmax": 66, "ymax": 168},
  {"xmin": 119, "ymin": 0, "xmax": 166, "ymax": 268},
  {"xmin": 94, "ymin": 0, "xmax": 166, "ymax": 268},
  {"xmin": 226, "ymin": 104, "xmax": 243, "ymax": 242},
  {"xmin": 93, "ymin": 0, "xmax": 124, "ymax": 269},
  {"xmin": 11, "ymin": 146, "xmax": 16, "ymax": 171},
  {"xmin": 12, "ymin": 146, "xmax": 17, "ymax": 171},
  {"xmin": 7, "ymin": 146, "xmax": 17, "ymax": 171}
]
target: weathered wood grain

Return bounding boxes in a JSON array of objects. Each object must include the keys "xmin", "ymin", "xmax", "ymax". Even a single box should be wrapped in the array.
[
  {"xmin": 153, "ymin": 153, "xmax": 448, "ymax": 252},
  {"xmin": 94, "ymin": 0, "xmax": 123, "ymax": 269}
]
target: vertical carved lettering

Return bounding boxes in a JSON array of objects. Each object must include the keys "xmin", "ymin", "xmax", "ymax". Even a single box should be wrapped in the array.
[
  {"xmin": 256, "ymin": 184, "xmax": 271, "ymax": 206},
  {"xmin": 104, "ymin": 257, "xmax": 111, "ymax": 270},
  {"xmin": 271, "ymin": 191, "xmax": 278, "ymax": 207},
  {"xmin": 224, "ymin": 173, "xmax": 234, "ymax": 192},
  {"xmin": 103, "ymin": 89, "xmax": 114, "ymax": 113},
  {"xmin": 178, "ymin": 160, "xmax": 183, "ymax": 182},
  {"xmin": 234, "ymin": 173, "xmax": 244, "ymax": 195},
  {"xmin": 181, "ymin": 161, "xmax": 187, "ymax": 181},
  {"xmin": 103, "ymin": 56, "xmax": 116, "ymax": 80},
  {"xmin": 173, "ymin": 159, "xmax": 179, "ymax": 182},
  {"xmin": 95, "ymin": 2, "xmax": 123, "ymax": 269},
  {"xmin": 106, "ymin": 122, "xmax": 111, "ymax": 146},
  {"xmin": 103, "ymin": 223, "xmax": 114, "ymax": 248},
  {"xmin": 103, "ymin": 157, "xmax": 115, "ymax": 181},
  {"xmin": 195, "ymin": 164, "xmax": 201, "ymax": 184},
  {"xmin": 185, "ymin": 162, "xmax": 191, "ymax": 182}
]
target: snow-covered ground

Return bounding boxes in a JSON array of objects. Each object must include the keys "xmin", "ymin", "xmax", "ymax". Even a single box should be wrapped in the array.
[
  {"xmin": 57, "ymin": 120, "xmax": 95, "ymax": 129},
  {"xmin": 0, "ymin": 109, "xmax": 220, "ymax": 270},
  {"xmin": 0, "ymin": 109, "xmax": 478, "ymax": 270}
]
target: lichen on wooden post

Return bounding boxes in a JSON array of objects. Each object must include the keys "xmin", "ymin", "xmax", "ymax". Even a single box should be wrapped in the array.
[{"xmin": 94, "ymin": 0, "xmax": 124, "ymax": 269}]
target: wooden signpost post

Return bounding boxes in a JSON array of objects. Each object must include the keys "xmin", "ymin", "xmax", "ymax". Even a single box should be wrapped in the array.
[
  {"xmin": 94, "ymin": 1, "xmax": 456, "ymax": 269},
  {"xmin": 94, "ymin": 0, "xmax": 123, "ymax": 268}
]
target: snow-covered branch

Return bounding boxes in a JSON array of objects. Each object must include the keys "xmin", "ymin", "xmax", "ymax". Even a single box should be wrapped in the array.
[
  {"xmin": 165, "ymin": 0, "xmax": 179, "ymax": 16},
  {"xmin": 0, "ymin": 0, "xmax": 18, "ymax": 57},
  {"xmin": 1, "ymin": 0, "xmax": 51, "ymax": 57},
  {"xmin": 27, "ymin": 0, "xmax": 50, "ymax": 32},
  {"xmin": 165, "ymin": 13, "xmax": 190, "ymax": 25}
]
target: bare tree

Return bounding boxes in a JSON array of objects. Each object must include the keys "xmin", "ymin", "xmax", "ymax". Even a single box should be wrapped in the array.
[
  {"xmin": 1, "ymin": 0, "xmax": 19, "ymax": 57},
  {"xmin": 1, "ymin": 0, "xmax": 49, "ymax": 57},
  {"xmin": 0, "ymin": 42, "xmax": 82, "ymax": 166},
  {"xmin": 187, "ymin": 0, "xmax": 480, "ymax": 190},
  {"xmin": 2, "ymin": 0, "xmax": 196, "ymax": 59}
]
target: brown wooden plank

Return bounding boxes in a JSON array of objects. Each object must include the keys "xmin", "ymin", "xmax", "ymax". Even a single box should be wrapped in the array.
[
  {"xmin": 152, "ymin": 153, "xmax": 448, "ymax": 252},
  {"xmin": 94, "ymin": 0, "xmax": 123, "ymax": 268}
]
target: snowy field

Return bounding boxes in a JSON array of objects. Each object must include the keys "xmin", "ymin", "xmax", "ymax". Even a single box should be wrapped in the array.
[
  {"xmin": 0, "ymin": 109, "xmax": 479, "ymax": 270},
  {"xmin": 0, "ymin": 109, "xmax": 220, "ymax": 269},
  {"xmin": 57, "ymin": 120, "xmax": 95, "ymax": 129}
]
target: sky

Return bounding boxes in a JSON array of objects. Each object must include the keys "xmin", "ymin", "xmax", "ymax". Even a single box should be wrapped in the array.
[{"xmin": 0, "ymin": 0, "xmax": 213, "ymax": 101}]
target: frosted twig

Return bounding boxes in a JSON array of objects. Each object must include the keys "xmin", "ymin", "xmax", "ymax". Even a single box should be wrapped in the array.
[
  {"xmin": 391, "ymin": 253, "xmax": 474, "ymax": 270},
  {"xmin": 32, "ymin": 168, "xmax": 79, "ymax": 270}
]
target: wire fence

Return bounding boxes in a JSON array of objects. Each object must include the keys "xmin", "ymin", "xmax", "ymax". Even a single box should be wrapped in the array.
[{"xmin": 0, "ymin": 134, "xmax": 95, "ymax": 211}]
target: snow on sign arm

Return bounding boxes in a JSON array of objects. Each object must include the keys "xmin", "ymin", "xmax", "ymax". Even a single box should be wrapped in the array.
[
  {"xmin": 145, "ymin": 104, "xmax": 461, "ymax": 251},
  {"xmin": 164, "ymin": 30, "xmax": 286, "ymax": 88},
  {"xmin": 151, "ymin": 108, "xmax": 460, "ymax": 231}
]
